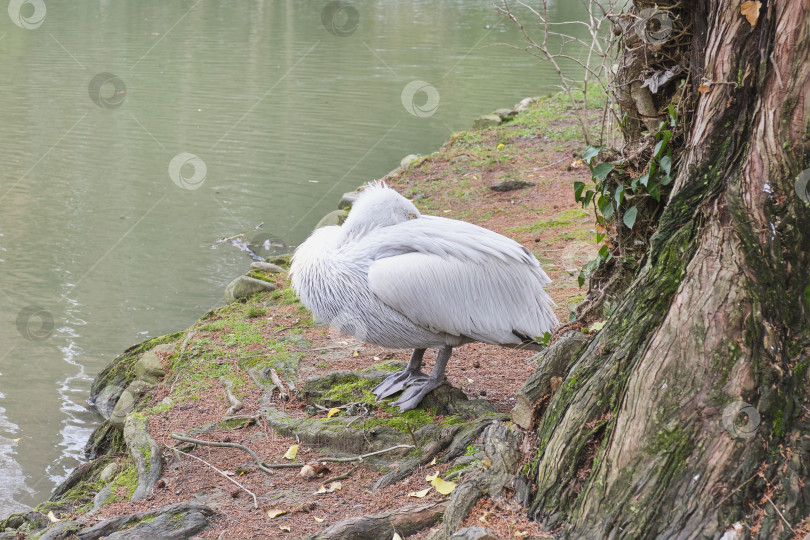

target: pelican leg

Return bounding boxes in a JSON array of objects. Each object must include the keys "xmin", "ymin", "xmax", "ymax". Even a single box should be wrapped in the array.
[
  {"xmin": 393, "ymin": 346, "xmax": 451, "ymax": 412},
  {"xmin": 372, "ymin": 348, "xmax": 428, "ymax": 400}
]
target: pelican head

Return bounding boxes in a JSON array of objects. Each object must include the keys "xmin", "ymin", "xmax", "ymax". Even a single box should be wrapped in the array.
[{"xmin": 341, "ymin": 182, "xmax": 421, "ymax": 240}]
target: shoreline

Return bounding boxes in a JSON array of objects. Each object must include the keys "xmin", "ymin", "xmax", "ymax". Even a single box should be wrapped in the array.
[{"xmin": 1, "ymin": 93, "xmax": 602, "ymax": 539}]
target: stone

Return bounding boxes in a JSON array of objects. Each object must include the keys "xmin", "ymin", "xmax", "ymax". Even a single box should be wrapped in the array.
[
  {"xmin": 99, "ymin": 462, "xmax": 119, "ymax": 482},
  {"xmin": 124, "ymin": 413, "xmax": 163, "ymax": 501},
  {"xmin": 224, "ymin": 275, "xmax": 277, "ymax": 303},
  {"xmin": 472, "ymin": 114, "xmax": 502, "ymax": 130},
  {"xmin": 490, "ymin": 180, "xmax": 536, "ymax": 193},
  {"xmin": 400, "ymin": 154, "xmax": 422, "ymax": 168},
  {"xmin": 133, "ymin": 351, "xmax": 167, "ymax": 384},
  {"xmin": 492, "ymin": 108, "xmax": 517, "ymax": 120},
  {"xmin": 450, "ymin": 526, "xmax": 499, "ymax": 540},
  {"xmin": 109, "ymin": 380, "xmax": 153, "ymax": 428},
  {"xmin": 514, "ymin": 96, "xmax": 538, "ymax": 112},
  {"xmin": 250, "ymin": 261, "xmax": 285, "ymax": 273},
  {"xmin": 338, "ymin": 188, "xmax": 366, "ymax": 210},
  {"xmin": 314, "ymin": 209, "xmax": 349, "ymax": 229}
]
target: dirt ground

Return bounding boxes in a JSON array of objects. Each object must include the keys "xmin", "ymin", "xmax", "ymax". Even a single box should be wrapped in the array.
[{"xmin": 72, "ymin": 97, "xmax": 600, "ymax": 539}]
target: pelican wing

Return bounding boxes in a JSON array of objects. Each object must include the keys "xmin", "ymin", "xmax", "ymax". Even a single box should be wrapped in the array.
[{"xmin": 363, "ymin": 216, "xmax": 558, "ymax": 345}]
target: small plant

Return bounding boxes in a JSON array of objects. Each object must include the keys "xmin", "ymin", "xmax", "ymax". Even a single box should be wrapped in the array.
[{"xmin": 246, "ymin": 305, "xmax": 267, "ymax": 318}]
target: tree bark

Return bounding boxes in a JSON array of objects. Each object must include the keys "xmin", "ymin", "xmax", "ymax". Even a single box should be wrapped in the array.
[{"xmin": 528, "ymin": 1, "xmax": 810, "ymax": 538}]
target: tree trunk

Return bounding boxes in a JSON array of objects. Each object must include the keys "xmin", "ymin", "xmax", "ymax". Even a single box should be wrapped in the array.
[{"xmin": 528, "ymin": 0, "xmax": 810, "ymax": 537}]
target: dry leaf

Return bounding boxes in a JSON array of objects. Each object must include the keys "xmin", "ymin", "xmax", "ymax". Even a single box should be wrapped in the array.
[
  {"xmin": 408, "ymin": 488, "xmax": 432, "ymax": 498},
  {"xmin": 479, "ymin": 511, "xmax": 490, "ymax": 524},
  {"xmin": 698, "ymin": 83, "xmax": 711, "ymax": 93},
  {"xmin": 327, "ymin": 408, "xmax": 341, "ymax": 418},
  {"xmin": 429, "ymin": 457, "xmax": 437, "ymax": 466},
  {"xmin": 12, "ymin": 438, "xmax": 20, "ymax": 443},
  {"xmin": 482, "ymin": 457, "xmax": 493, "ymax": 469},
  {"xmin": 740, "ymin": 1, "xmax": 761, "ymax": 27},
  {"xmin": 425, "ymin": 472, "xmax": 439, "ymax": 482},
  {"xmin": 315, "ymin": 481, "xmax": 342, "ymax": 494},
  {"xmin": 267, "ymin": 509, "xmax": 287, "ymax": 519},
  {"xmin": 279, "ymin": 526, "xmax": 291, "ymax": 532},
  {"xmin": 373, "ymin": 356, "xmax": 380, "ymax": 361},
  {"xmin": 430, "ymin": 476, "xmax": 457, "ymax": 495},
  {"xmin": 550, "ymin": 376, "xmax": 563, "ymax": 393},
  {"xmin": 47, "ymin": 511, "xmax": 61, "ymax": 523},
  {"xmin": 283, "ymin": 444, "xmax": 299, "ymax": 460},
  {"xmin": 300, "ymin": 462, "xmax": 330, "ymax": 478},
  {"xmin": 352, "ymin": 350, "xmax": 359, "ymax": 357},
  {"xmin": 314, "ymin": 517, "xmax": 325, "ymax": 523},
  {"xmin": 393, "ymin": 534, "xmax": 403, "ymax": 540},
  {"xmin": 515, "ymin": 532, "xmax": 529, "ymax": 538}
]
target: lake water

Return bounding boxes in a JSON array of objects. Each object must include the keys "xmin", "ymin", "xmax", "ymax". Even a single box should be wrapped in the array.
[{"xmin": 0, "ymin": 0, "xmax": 588, "ymax": 512}]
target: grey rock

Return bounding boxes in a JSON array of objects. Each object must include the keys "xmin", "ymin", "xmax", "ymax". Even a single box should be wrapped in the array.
[
  {"xmin": 492, "ymin": 108, "xmax": 517, "ymax": 120},
  {"xmin": 472, "ymin": 114, "xmax": 502, "ymax": 130},
  {"xmin": 98, "ymin": 462, "xmax": 119, "ymax": 482},
  {"xmin": 88, "ymin": 484, "xmax": 112, "ymax": 515},
  {"xmin": 400, "ymin": 154, "xmax": 422, "ymax": 168},
  {"xmin": 61, "ymin": 502, "xmax": 212, "ymax": 540},
  {"xmin": 250, "ymin": 261, "xmax": 286, "ymax": 273},
  {"xmin": 490, "ymin": 180, "xmax": 536, "ymax": 193},
  {"xmin": 514, "ymin": 97, "xmax": 538, "ymax": 112},
  {"xmin": 124, "ymin": 413, "xmax": 163, "ymax": 501},
  {"xmin": 224, "ymin": 275, "xmax": 277, "ymax": 303},
  {"xmin": 338, "ymin": 188, "xmax": 365, "ymax": 210},
  {"xmin": 37, "ymin": 520, "xmax": 82, "ymax": 540},
  {"xmin": 133, "ymin": 350, "xmax": 167, "ymax": 384},
  {"xmin": 450, "ymin": 526, "xmax": 499, "ymax": 540},
  {"xmin": 93, "ymin": 383, "xmax": 125, "ymax": 420},
  {"xmin": 314, "ymin": 209, "xmax": 349, "ymax": 229},
  {"xmin": 109, "ymin": 380, "xmax": 153, "ymax": 428}
]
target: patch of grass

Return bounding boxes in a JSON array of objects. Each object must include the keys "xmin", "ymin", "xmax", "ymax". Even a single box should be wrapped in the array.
[
  {"xmin": 246, "ymin": 305, "xmax": 267, "ymax": 319},
  {"xmin": 107, "ymin": 462, "xmax": 139, "ymax": 503}
]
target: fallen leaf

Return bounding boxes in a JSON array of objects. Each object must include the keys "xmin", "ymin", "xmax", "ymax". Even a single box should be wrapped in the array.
[
  {"xmin": 430, "ymin": 476, "xmax": 457, "ymax": 495},
  {"xmin": 740, "ymin": 1, "xmax": 761, "ymax": 27},
  {"xmin": 479, "ymin": 511, "xmax": 490, "ymax": 524},
  {"xmin": 515, "ymin": 532, "xmax": 529, "ymax": 538},
  {"xmin": 279, "ymin": 526, "xmax": 291, "ymax": 532},
  {"xmin": 482, "ymin": 457, "xmax": 493, "ymax": 469},
  {"xmin": 283, "ymin": 444, "xmax": 299, "ymax": 460},
  {"xmin": 327, "ymin": 408, "xmax": 341, "ymax": 418},
  {"xmin": 429, "ymin": 457, "xmax": 437, "ymax": 466},
  {"xmin": 267, "ymin": 509, "xmax": 287, "ymax": 519},
  {"xmin": 47, "ymin": 511, "xmax": 61, "ymax": 523},
  {"xmin": 425, "ymin": 472, "xmax": 439, "ymax": 482},
  {"xmin": 587, "ymin": 321, "xmax": 606, "ymax": 333},
  {"xmin": 352, "ymin": 350, "xmax": 359, "ymax": 357},
  {"xmin": 314, "ymin": 517, "xmax": 325, "ymax": 523},
  {"xmin": 393, "ymin": 534, "xmax": 403, "ymax": 540},
  {"xmin": 550, "ymin": 376, "xmax": 563, "ymax": 393},
  {"xmin": 698, "ymin": 83, "xmax": 711, "ymax": 93},
  {"xmin": 373, "ymin": 356, "xmax": 380, "ymax": 361},
  {"xmin": 315, "ymin": 481, "xmax": 342, "ymax": 494},
  {"xmin": 497, "ymin": 143, "xmax": 505, "ymax": 150},
  {"xmin": 12, "ymin": 438, "xmax": 20, "ymax": 443},
  {"xmin": 569, "ymin": 159, "xmax": 583, "ymax": 169},
  {"xmin": 408, "ymin": 488, "xmax": 432, "ymax": 498}
]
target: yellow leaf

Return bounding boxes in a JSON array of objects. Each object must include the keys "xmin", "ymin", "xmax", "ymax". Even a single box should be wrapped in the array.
[
  {"xmin": 12, "ymin": 438, "xmax": 20, "ymax": 443},
  {"xmin": 315, "ymin": 481, "xmax": 342, "ymax": 494},
  {"xmin": 429, "ymin": 457, "xmax": 437, "ymax": 466},
  {"xmin": 279, "ymin": 526, "xmax": 291, "ymax": 532},
  {"xmin": 267, "ymin": 509, "xmax": 287, "ymax": 519},
  {"xmin": 327, "ymin": 408, "xmax": 340, "ymax": 418},
  {"xmin": 408, "ymin": 488, "xmax": 432, "ymax": 498},
  {"xmin": 373, "ymin": 356, "xmax": 380, "ymax": 361},
  {"xmin": 47, "ymin": 511, "xmax": 61, "ymax": 523},
  {"xmin": 393, "ymin": 534, "xmax": 403, "ymax": 540},
  {"xmin": 425, "ymin": 472, "xmax": 439, "ymax": 482},
  {"xmin": 698, "ymin": 83, "xmax": 711, "ymax": 94},
  {"xmin": 497, "ymin": 143, "xmax": 505, "ymax": 150},
  {"xmin": 283, "ymin": 444, "xmax": 299, "ymax": 460},
  {"xmin": 482, "ymin": 457, "xmax": 493, "ymax": 469},
  {"xmin": 314, "ymin": 517, "xmax": 325, "ymax": 523},
  {"xmin": 740, "ymin": 1, "xmax": 761, "ymax": 27},
  {"xmin": 515, "ymin": 532, "xmax": 529, "ymax": 538},
  {"xmin": 352, "ymin": 350, "xmax": 359, "ymax": 357},
  {"xmin": 430, "ymin": 476, "xmax": 456, "ymax": 495},
  {"xmin": 479, "ymin": 511, "xmax": 489, "ymax": 523}
]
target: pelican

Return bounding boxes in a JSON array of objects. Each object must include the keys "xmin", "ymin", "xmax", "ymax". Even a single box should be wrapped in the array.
[{"xmin": 290, "ymin": 183, "xmax": 558, "ymax": 411}]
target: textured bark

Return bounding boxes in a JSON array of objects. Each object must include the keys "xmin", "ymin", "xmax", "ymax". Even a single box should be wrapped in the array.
[
  {"xmin": 528, "ymin": 0, "xmax": 810, "ymax": 538},
  {"xmin": 308, "ymin": 502, "xmax": 448, "ymax": 540}
]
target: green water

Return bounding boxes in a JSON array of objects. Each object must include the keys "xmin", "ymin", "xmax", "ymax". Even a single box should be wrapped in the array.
[{"xmin": 0, "ymin": 0, "xmax": 589, "ymax": 511}]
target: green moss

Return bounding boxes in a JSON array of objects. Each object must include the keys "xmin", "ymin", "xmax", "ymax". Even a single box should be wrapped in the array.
[
  {"xmin": 442, "ymin": 415, "xmax": 466, "ymax": 426},
  {"xmin": 321, "ymin": 377, "xmax": 377, "ymax": 404},
  {"xmin": 245, "ymin": 270, "xmax": 276, "ymax": 283},
  {"xmin": 365, "ymin": 408, "xmax": 435, "ymax": 433},
  {"xmin": 106, "ymin": 462, "xmax": 139, "ymax": 503},
  {"xmin": 363, "ymin": 361, "xmax": 402, "ymax": 372}
]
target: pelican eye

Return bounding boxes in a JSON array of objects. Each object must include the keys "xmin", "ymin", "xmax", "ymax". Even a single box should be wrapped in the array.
[{"xmin": 408, "ymin": 213, "xmax": 418, "ymax": 220}]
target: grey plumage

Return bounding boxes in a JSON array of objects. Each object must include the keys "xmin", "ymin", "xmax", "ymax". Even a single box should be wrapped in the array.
[{"xmin": 290, "ymin": 182, "xmax": 558, "ymax": 410}]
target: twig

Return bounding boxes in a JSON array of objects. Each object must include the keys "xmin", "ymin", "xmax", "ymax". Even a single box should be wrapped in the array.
[
  {"xmin": 269, "ymin": 369, "xmax": 289, "ymax": 401},
  {"xmin": 220, "ymin": 377, "xmax": 243, "ymax": 416},
  {"xmin": 313, "ymin": 401, "xmax": 362, "ymax": 412},
  {"xmin": 170, "ymin": 434, "xmax": 274, "ymax": 475},
  {"xmin": 318, "ymin": 444, "xmax": 414, "ymax": 463},
  {"xmin": 405, "ymin": 422, "xmax": 418, "ymax": 448},
  {"xmin": 169, "ymin": 331, "xmax": 196, "ymax": 393},
  {"xmin": 322, "ymin": 465, "xmax": 358, "ymax": 484},
  {"xmin": 214, "ymin": 222, "xmax": 264, "ymax": 244},
  {"xmin": 169, "ymin": 445, "xmax": 258, "ymax": 509},
  {"xmin": 764, "ymin": 494, "xmax": 796, "ymax": 534}
]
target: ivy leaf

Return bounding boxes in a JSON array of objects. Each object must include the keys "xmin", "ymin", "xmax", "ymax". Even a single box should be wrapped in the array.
[
  {"xmin": 583, "ymin": 190, "xmax": 595, "ymax": 207},
  {"xmin": 660, "ymin": 155, "xmax": 672, "ymax": 174},
  {"xmin": 660, "ymin": 174, "xmax": 674, "ymax": 186},
  {"xmin": 614, "ymin": 184, "xmax": 625, "ymax": 205},
  {"xmin": 574, "ymin": 181, "xmax": 586, "ymax": 201},
  {"xmin": 583, "ymin": 145, "xmax": 602, "ymax": 165},
  {"xmin": 639, "ymin": 172, "xmax": 650, "ymax": 187},
  {"xmin": 649, "ymin": 183, "xmax": 661, "ymax": 201},
  {"xmin": 598, "ymin": 197, "xmax": 615, "ymax": 220},
  {"xmin": 623, "ymin": 205, "xmax": 638, "ymax": 229},
  {"xmin": 592, "ymin": 162, "xmax": 614, "ymax": 180}
]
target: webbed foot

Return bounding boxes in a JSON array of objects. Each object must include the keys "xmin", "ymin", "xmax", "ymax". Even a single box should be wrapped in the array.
[
  {"xmin": 392, "ymin": 377, "xmax": 447, "ymax": 412},
  {"xmin": 372, "ymin": 369, "xmax": 429, "ymax": 400}
]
